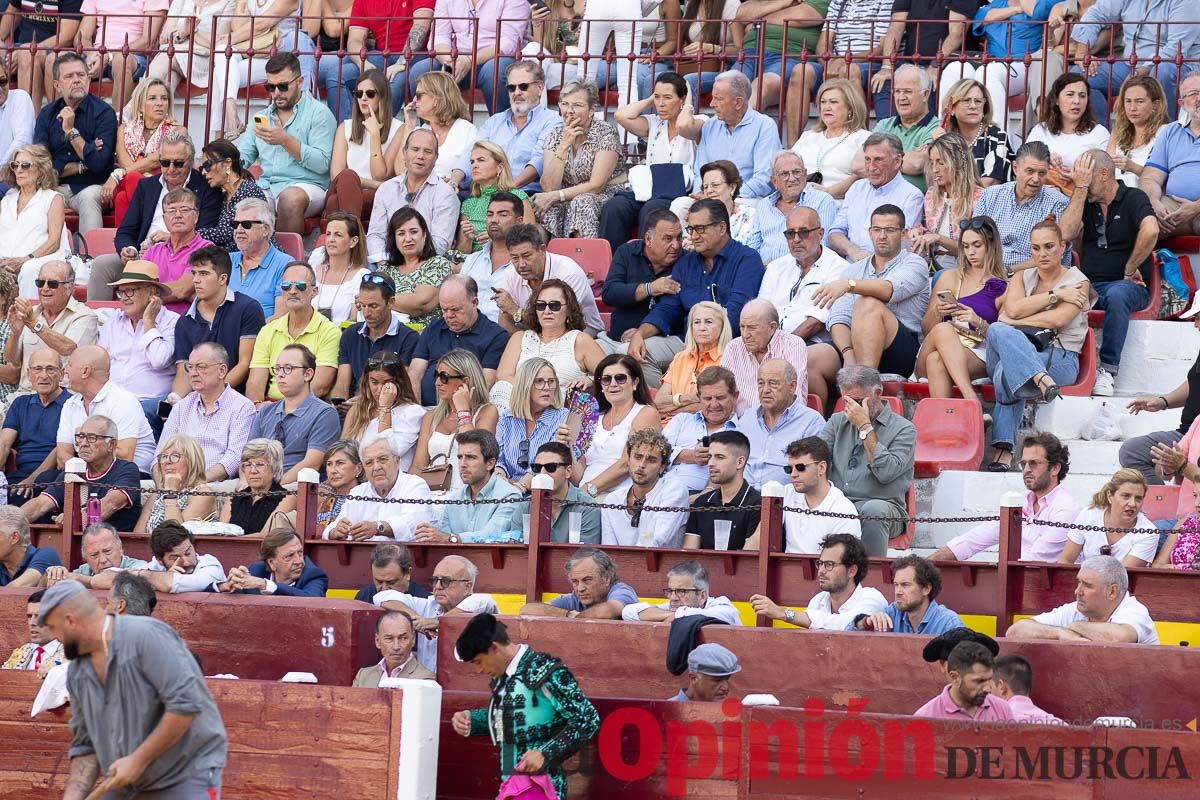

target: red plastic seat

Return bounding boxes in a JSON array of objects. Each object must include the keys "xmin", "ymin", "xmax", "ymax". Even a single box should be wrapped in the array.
[
  {"xmin": 275, "ymin": 231, "xmax": 305, "ymax": 261},
  {"xmin": 546, "ymin": 237, "xmax": 612, "ymax": 284},
  {"xmin": 83, "ymin": 228, "xmax": 117, "ymax": 258},
  {"xmin": 1060, "ymin": 328, "xmax": 1097, "ymax": 397},
  {"xmin": 1163, "ymin": 235, "xmax": 1200, "ymax": 256},
  {"xmin": 832, "ymin": 395, "xmax": 903, "ymax": 415},
  {"xmin": 912, "ymin": 398, "xmax": 985, "ymax": 478},
  {"xmin": 1142, "ymin": 484, "xmax": 1182, "ymax": 522},
  {"xmin": 806, "ymin": 393, "xmax": 822, "ymax": 414}
]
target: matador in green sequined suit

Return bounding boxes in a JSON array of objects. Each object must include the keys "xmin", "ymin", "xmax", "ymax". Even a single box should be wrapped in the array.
[{"xmin": 453, "ymin": 614, "xmax": 600, "ymax": 799}]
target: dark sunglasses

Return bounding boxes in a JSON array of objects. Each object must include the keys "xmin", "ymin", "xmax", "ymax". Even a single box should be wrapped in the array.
[
  {"xmin": 34, "ymin": 279, "xmax": 68, "ymax": 289},
  {"xmin": 783, "ymin": 226, "xmax": 820, "ymax": 240},
  {"xmin": 233, "ymin": 220, "xmax": 264, "ymax": 230},
  {"xmin": 198, "ymin": 157, "xmax": 227, "ymax": 173},
  {"xmin": 280, "ymin": 280, "xmax": 309, "ymax": 291},
  {"xmin": 958, "ymin": 217, "xmax": 993, "ymax": 233},
  {"xmin": 506, "ymin": 81, "xmax": 533, "ymax": 93},
  {"xmin": 0, "ymin": 77, "xmax": 9, "ymax": 87},
  {"xmin": 264, "ymin": 76, "xmax": 298, "ymax": 93},
  {"xmin": 435, "ymin": 370, "xmax": 465, "ymax": 383},
  {"xmin": 353, "ymin": 88, "xmax": 378, "ymax": 99},
  {"xmin": 517, "ymin": 439, "xmax": 530, "ymax": 470},
  {"xmin": 361, "ymin": 273, "xmax": 395, "ymax": 291},
  {"xmin": 534, "ymin": 300, "xmax": 564, "ymax": 312},
  {"xmin": 8, "ymin": 160, "xmax": 33, "ymax": 172},
  {"xmin": 783, "ymin": 462, "xmax": 817, "ymax": 474},
  {"xmin": 429, "ymin": 575, "xmax": 470, "ymax": 588},
  {"xmin": 600, "ymin": 373, "xmax": 630, "ymax": 387},
  {"xmin": 366, "ymin": 352, "xmax": 401, "ymax": 369},
  {"xmin": 530, "ymin": 462, "xmax": 566, "ymax": 474},
  {"xmin": 159, "ymin": 158, "xmax": 188, "ymax": 169}
]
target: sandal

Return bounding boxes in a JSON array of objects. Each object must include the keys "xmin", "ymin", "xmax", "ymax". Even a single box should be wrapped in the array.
[
  {"xmin": 984, "ymin": 449, "xmax": 1012, "ymax": 472},
  {"xmin": 1033, "ymin": 372, "xmax": 1060, "ymax": 402}
]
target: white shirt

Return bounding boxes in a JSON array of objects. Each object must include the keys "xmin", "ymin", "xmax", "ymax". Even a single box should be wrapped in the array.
[
  {"xmin": 1065, "ymin": 508, "xmax": 1157, "ymax": 565},
  {"xmin": 645, "ymin": 114, "xmax": 696, "ymax": 167},
  {"xmin": 373, "ymin": 589, "xmax": 499, "ymax": 671},
  {"xmin": 461, "ymin": 243, "xmax": 514, "ymax": 324},
  {"xmin": 601, "ymin": 476, "xmax": 691, "ymax": 548},
  {"xmin": 360, "ymin": 404, "xmax": 426, "ymax": 471},
  {"xmin": 1033, "ymin": 592, "xmax": 1159, "ymax": 644},
  {"xmin": 621, "ymin": 595, "xmax": 742, "ymax": 625},
  {"xmin": 425, "ymin": 118, "xmax": 479, "ymax": 181},
  {"xmin": 0, "ymin": 88, "xmax": 35, "ymax": 164},
  {"xmin": 783, "ymin": 483, "xmax": 862, "ymax": 554},
  {"xmin": 148, "ymin": 174, "xmax": 171, "ymax": 238},
  {"xmin": 803, "ymin": 583, "xmax": 888, "ymax": 630},
  {"xmin": 147, "ymin": 553, "xmax": 227, "ymax": 593},
  {"xmin": 328, "ymin": 473, "xmax": 434, "ymax": 541},
  {"xmin": 760, "ymin": 247, "xmax": 850, "ymax": 337},
  {"xmin": 501, "ymin": 253, "xmax": 604, "ymax": 334},
  {"xmin": 18, "ymin": 639, "xmax": 62, "ymax": 670},
  {"xmin": 1025, "ymin": 124, "xmax": 1111, "ymax": 169},
  {"xmin": 56, "ymin": 380, "xmax": 157, "ymax": 473}
]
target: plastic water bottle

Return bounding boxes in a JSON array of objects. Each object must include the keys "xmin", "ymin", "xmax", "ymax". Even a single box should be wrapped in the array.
[{"xmin": 86, "ymin": 489, "xmax": 102, "ymax": 526}]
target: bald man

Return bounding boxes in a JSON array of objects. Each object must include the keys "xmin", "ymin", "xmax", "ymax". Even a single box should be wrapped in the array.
[
  {"xmin": 735, "ymin": 357, "xmax": 825, "ymax": 488},
  {"xmin": 55, "ymin": 345, "xmax": 156, "ymax": 474},
  {"xmin": 0, "ymin": 349, "xmax": 71, "ymax": 502},
  {"xmin": 720, "ymin": 299, "xmax": 810, "ymax": 415},
  {"xmin": 367, "ymin": 128, "xmax": 461, "ymax": 259},
  {"xmin": 37, "ymin": 580, "xmax": 227, "ymax": 799}
]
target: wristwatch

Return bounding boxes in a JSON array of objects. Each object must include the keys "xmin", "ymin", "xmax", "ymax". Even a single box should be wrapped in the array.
[
  {"xmin": 585, "ymin": 482, "xmax": 599, "ymax": 497},
  {"xmin": 1048, "ymin": 290, "xmax": 1059, "ymax": 307},
  {"xmin": 512, "ymin": 309, "xmax": 524, "ymax": 325},
  {"xmin": 32, "ymin": 321, "xmax": 45, "ymax": 334},
  {"xmin": 784, "ymin": 609, "xmax": 796, "ymax": 623},
  {"xmin": 375, "ymin": 521, "xmax": 387, "ymax": 536},
  {"xmin": 858, "ymin": 424, "xmax": 873, "ymax": 441},
  {"xmin": 447, "ymin": 533, "xmax": 461, "ymax": 544},
  {"xmin": 847, "ymin": 279, "xmax": 858, "ymax": 293}
]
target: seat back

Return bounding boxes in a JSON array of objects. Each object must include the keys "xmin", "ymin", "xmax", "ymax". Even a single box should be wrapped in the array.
[
  {"xmin": 546, "ymin": 237, "xmax": 613, "ymax": 284},
  {"xmin": 276, "ymin": 231, "xmax": 305, "ymax": 261},
  {"xmin": 912, "ymin": 398, "xmax": 985, "ymax": 478},
  {"xmin": 1142, "ymin": 484, "xmax": 1182, "ymax": 523},
  {"xmin": 1061, "ymin": 328, "xmax": 1097, "ymax": 397},
  {"xmin": 83, "ymin": 227, "xmax": 118, "ymax": 257}
]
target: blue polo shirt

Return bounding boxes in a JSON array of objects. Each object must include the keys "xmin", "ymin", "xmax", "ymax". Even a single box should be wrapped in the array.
[
  {"xmin": 0, "ymin": 545, "xmax": 62, "ymax": 586},
  {"xmin": 40, "ymin": 459, "xmax": 143, "ymax": 531},
  {"xmin": 848, "ymin": 600, "xmax": 965, "ymax": 634},
  {"xmin": 337, "ymin": 312, "xmax": 420, "ymax": 395},
  {"xmin": 549, "ymin": 581, "xmax": 639, "ymax": 612},
  {"xmin": 641, "ymin": 238, "xmax": 765, "ymax": 338},
  {"xmin": 412, "ymin": 314, "xmax": 508, "ymax": 405},
  {"xmin": 2, "ymin": 390, "xmax": 72, "ymax": 482},
  {"xmin": 174, "ymin": 288, "xmax": 266, "ymax": 367},
  {"xmin": 229, "ymin": 245, "xmax": 293, "ymax": 316},
  {"xmin": 1146, "ymin": 122, "xmax": 1200, "ymax": 202},
  {"xmin": 249, "ymin": 391, "xmax": 341, "ymax": 473}
]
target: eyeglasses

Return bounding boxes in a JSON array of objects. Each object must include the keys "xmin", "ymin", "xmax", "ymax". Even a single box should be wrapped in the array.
[
  {"xmin": 600, "ymin": 373, "xmax": 630, "ymax": 387},
  {"xmin": 233, "ymin": 220, "xmax": 264, "ymax": 230},
  {"xmin": 270, "ymin": 364, "xmax": 305, "ymax": 376},
  {"xmin": 280, "ymin": 280, "xmax": 309, "ymax": 292},
  {"xmin": 957, "ymin": 96, "xmax": 986, "ymax": 107},
  {"xmin": 429, "ymin": 575, "xmax": 471, "ymax": 588},
  {"xmin": 8, "ymin": 160, "xmax": 33, "ymax": 172},
  {"xmin": 530, "ymin": 461, "xmax": 567, "ymax": 474},
  {"xmin": 241, "ymin": 460, "xmax": 270, "ymax": 471},
  {"xmin": 183, "ymin": 361, "xmax": 216, "ymax": 373},
  {"xmin": 783, "ymin": 226, "xmax": 820, "ymax": 240},
  {"xmin": 164, "ymin": 206, "xmax": 196, "ymax": 216},
  {"xmin": 34, "ymin": 279, "xmax": 69, "ymax": 289},
  {"xmin": 115, "ymin": 287, "xmax": 143, "ymax": 299},
  {"xmin": 689, "ymin": 222, "xmax": 720, "ymax": 236},
  {"xmin": 506, "ymin": 81, "xmax": 533, "ymax": 93},
  {"xmin": 158, "ymin": 158, "xmax": 188, "ymax": 169},
  {"xmin": 264, "ymin": 75, "xmax": 300, "ymax": 93},
  {"xmin": 352, "ymin": 88, "xmax": 378, "ymax": 99},
  {"xmin": 783, "ymin": 461, "xmax": 816, "ymax": 474},
  {"xmin": 74, "ymin": 433, "xmax": 114, "ymax": 444},
  {"xmin": 413, "ymin": 90, "xmax": 426, "ymax": 100},
  {"xmin": 157, "ymin": 452, "xmax": 184, "ymax": 464},
  {"xmin": 517, "ymin": 439, "xmax": 530, "ymax": 470},
  {"xmin": 816, "ymin": 559, "xmax": 842, "ymax": 572},
  {"xmin": 1018, "ymin": 459, "xmax": 1047, "ymax": 470},
  {"xmin": 435, "ymin": 370, "xmax": 465, "ymax": 383},
  {"xmin": 532, "ymin": 377, "xmax": 558, "ymax": 389},
  {"xmin": 774, "ymin": 169, "xmax": 805, "ymax": 180},
  {"xmin": 1182, "ymin": 90, "xmax": 1200, "ymax": 103},
  {"xmin": 664, "ymin": 587, "xmax": 701, "ymax": 597},
  {"xmin": 27, "ymin": 365, "xmax": 60, "ymax": 374},
  {"xmin": 534, "ymin": 300, "xmax": 564, "ymax": 312},
  {"xmin": 868, "ymin": 226, "xmax": 902, "ymax": 235}
]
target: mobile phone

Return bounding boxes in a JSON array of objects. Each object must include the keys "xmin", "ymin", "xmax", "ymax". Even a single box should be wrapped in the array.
[
  {"xmin": 937, "ymin": 290, "xmax": 953, "ymax": 303},
  {"xmin": 700, "ymin": 436, "xmax": 710, "ymax": 447},
  {"xmin": 531, "ymin": 0, "xmax": 550, "ymax": 12},
  {"xmin": 253, "ymin": 113, "xmax": 269, "ymax": 127},
  {"xmin": 157, "ymin": 400, "xmax": 173, "ymax": 420}
]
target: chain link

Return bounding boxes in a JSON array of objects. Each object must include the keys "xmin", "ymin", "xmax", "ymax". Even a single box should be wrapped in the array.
[{"xmin": 1028, "ymin": 516, "xmax": 1164, "ymax": 536}]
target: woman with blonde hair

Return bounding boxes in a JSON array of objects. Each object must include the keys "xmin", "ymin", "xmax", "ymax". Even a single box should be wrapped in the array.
[
  {"xmin": 935, "ymin": 78, "xmax": 1015, "ymax": 187},
  {"xmin": 410, "ymin": 349, "xmax": 500, "ymax": 490},
  {"xmin": 0, "ymin": 145, "xmax": 70, "ymax": 298},
  {"xmin": 1059, "ymin": 468, "xmax": 1156, "ymax": 568},
  {"xmin": 108, "ymin": 77, "xmax": 179, "ymax": 214},
  {"xmin": 1107, "ymin": 75, "xmax": 1169, "ymax": 187},
  {"xmin": 495, "ymin": 357, "xmax": 580, "ymax": 488},
  {"xmin": 396, "ymin": 71, "xmax": 478, "ymax": 181},
  {"xmin": 137, "ymin": 435, "xmax": 216, "ymax": 531},
  {"xmin": 326, "ymin": 69, "xmax": 404, "ymax": 222},
  {"xmin": 342, "ymin": 350, "xmax": 425, "ymax": 469},
  {"xmin": 912, "ymin": 133, "xmax": 983, "ymax": 272},
  {"xmin": 456, "ymin": 141, "xmax": 536, "ymax": 253},
  {"xmin": 655, "ymin": 300, "xmax": 730, "ymax": 419},
  {"xmin": 790, "ymin": 79, "xmax": 870, "ymax": 199},
  {"xmin": 915, "ymin": 215, "xmax": 1008, "ymax": 402},
  {"xmin": 220, "ymin": 438, "xmax": 287, "ymax": 536}
]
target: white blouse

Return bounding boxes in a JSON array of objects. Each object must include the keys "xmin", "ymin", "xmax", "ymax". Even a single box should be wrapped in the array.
[
  {"xmin": 645, "ymin": 114, "xmax": 695, "ymax": 166},
  {"xmin": 425, "ymin": 118, "xmax": 479, "ymax": 181},
  {"xmin": 1065, "ymin": 507, "xmax": 1157, "ymax": 565},
  {"xmin": 1026, "ymin": 123, "xmax": 1111, "ymax": 169},
  {"xmin": 792, "ymin": 127, "xmax": 871, "ymax": 187},
  {"xmin": 343, "ymin": 120, "xmax": 403, "ymax": 177}
]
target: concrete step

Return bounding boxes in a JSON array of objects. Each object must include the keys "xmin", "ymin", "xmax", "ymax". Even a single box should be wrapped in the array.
[
  {"xmin": 1112, "ymin": 321, "xmax": 1199, "ymax": 396},
  {"xmin": 1033, "ymin": 397, "xmax": 1182, "ymax": 443}
]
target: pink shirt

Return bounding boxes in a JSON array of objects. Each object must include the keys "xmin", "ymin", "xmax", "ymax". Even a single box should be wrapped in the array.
[
  {"xmin": 81, "ymin": 0, "xmax": 170, "ymax": 49},
  {"xmin": 1005, "ymin": 695, "xmax": 1064, "ymax": 725},
  {"xmin": 430, "ymin": 0, "xmax": 529, "ymax": 57},
  {"xmin": 96, "ymin": 306, "xmax": 180, "ymax": 399},
  {"xmin": 914, "ymin": 685, "xmax": 1014, "ymax": 722},
  {"xmin": 1173, "ymin": 416, "xmax": 1200, "ymax": 519},
  {"xmin": 144, "ymin": 233, "xmax": 213, "ymax": 314},
  {"xmin": 720, "ymin": 330, "xmax": 809, "ymax": 415},
  {"xmin": 946, "ymin": 483, "xmax": 1080, "ymax": 562}
]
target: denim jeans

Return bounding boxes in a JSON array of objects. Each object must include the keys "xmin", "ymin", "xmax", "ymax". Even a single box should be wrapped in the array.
[
  {"xmin": 985, "ymin": 322, "xmax": 1080, "ymax": 449},
  {"xmin": 407, "ymin": 56, "xmax": 515, "ymax": 113},
  {"xmin": 317, "ymin": 53, "xmax": 355, "ymax": 121},
  {"xmin": 1076, "ymin": 60, "xmax": 1180, "ymax": 121},
  {"xmin": 1092, "ymin": 278, "xmax": 1150, "ymax": 372}
]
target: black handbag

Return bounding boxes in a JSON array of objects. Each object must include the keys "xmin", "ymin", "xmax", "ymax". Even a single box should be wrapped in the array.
[{"xmin": 1015, "ymin": 325, "xmax": 1055, "ymax": 352}]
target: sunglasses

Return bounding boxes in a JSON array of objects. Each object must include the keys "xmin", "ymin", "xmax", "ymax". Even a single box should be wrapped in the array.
[
  {"xmin": 534, "ymin": 300, "xmax": 564, "ymax": 312},
  {"xmin": 353, "ymin": 88, "xmax": 378, "ymax": 99},
  {"xmin": 361, "ymin": 273, "xmax": 394, "ymax": 290},
  {"xmin": 233, "ymin": 220, "xmax": 264, "ymax": 230},
  {"xmin": 783, "ymin": 462, "xmax": 817, "ymax": 474},
  {"xmin": 280, "ymin": 280, "xmax": 309, "ymax": 292},
  {"xmin": 159, "ymin": 158, "xmax": 188, "ymax": 169},
  {"xmin": 958, "ymin": 217, "xmax": 992, "ymax": 232},
  {"xmin": 530, "ymin": 462, "xmax": 566, "ymax": 474},
  {"xmin": 367, "ymin": 353, "xmax": 401, "ymax": 369},
  {"xmin": 74, "ymin": 432, "xmax": 114, "ymax": 443},
  {"xmin": 506, "ymin": 81, "xmax": 533, "ymax": 93},
  {"xmin": 8, "ymin": 160, "xmax": 33, "ymax": 172},
  {"xmin": 783, "ymin": 226, "xmax": 819, "ymax": 240},
  {"xmin": 198, "ymin": 157, "xmax": 228, "ymax": 173},
  {"xmin": 435, "ymin": 370, "xmax": 465, "ymax": 383},
  {"xmin": 264, "ymin": 76, "xmax": 299, "ymax": 93},
  {"xmin": 600, "ymin": 373, "xmax": 630, "ymax": 387},
  {"xmin": 34, "ymin": 279, "xmax": 68, "ymax": 289},
  {"xmin": 630, "ymin": 497, "xmax": 646, "ymax": 528},
  {"xmin": 429, "ymin": 576, "xmax": 470, "ymax": 588},
  {"xmin": 517, "ymin": 439, "xmax": 530, "ymax": 470}
]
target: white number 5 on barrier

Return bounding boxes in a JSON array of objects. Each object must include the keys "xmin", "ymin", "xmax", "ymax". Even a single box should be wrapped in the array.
[{"xmin": 321, "ymin": 627, "xmax": 335, "ymax": 647}]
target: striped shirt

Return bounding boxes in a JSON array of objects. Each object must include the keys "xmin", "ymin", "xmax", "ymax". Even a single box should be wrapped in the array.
[
  {"xmin": 157, "ymin": 384, "xmax": 257, "ymax": 480},
  {"xmin": 973, "ymin": 183, "xmax": 1071, "ymax": 267},
  {"xmin": 753, "ymin": 187, "xmax": 839, "ymax": 263},
  {"xmin": 823, "ymin": 0, "xmax": 893, "ymax": 54},
  {"xmin": 496, "ymin": 406, "xmax": 570, "ymax": 481},
  {"xmin": 720, "ymin": 330, "xmax": 810, "ymax": 415}
]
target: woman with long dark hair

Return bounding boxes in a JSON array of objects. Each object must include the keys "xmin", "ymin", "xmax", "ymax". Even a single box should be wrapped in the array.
[{"xmin": 378, "ymin": 207, "xmax": 453, "ymax": 326}]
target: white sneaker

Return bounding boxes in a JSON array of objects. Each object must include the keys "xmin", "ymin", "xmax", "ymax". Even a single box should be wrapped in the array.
[{"xmin": 1093, "ymin": 368, "xmax": 1115, "ymax": 397}]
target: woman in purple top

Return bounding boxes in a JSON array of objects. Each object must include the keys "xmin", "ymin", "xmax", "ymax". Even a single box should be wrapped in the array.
[{"xmin": 915, "ymin": 215, "xmax": 1009, "ymax": 402}]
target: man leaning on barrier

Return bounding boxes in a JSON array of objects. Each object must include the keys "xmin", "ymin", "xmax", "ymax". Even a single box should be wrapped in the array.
[
  {"xmin": 751, "ymin": 533, "xmax": 887, "ymax": 630},
  {"xmin": 849, "ymin": 555, "xmax": 964, "ymax": 634},
  {"xmin": 520, "ymin": 547, "xmax": 637, "ymax": 620},
  {"xmin": 621, "ymin": 560, "xmax": 742, "ymax": 625}
]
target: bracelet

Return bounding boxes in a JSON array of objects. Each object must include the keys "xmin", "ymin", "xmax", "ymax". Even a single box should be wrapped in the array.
[
  {"xmin": 644, "ymin": 281, "xmax": 652, "ymax": 298},
  {"xmin": 839, "ymin": 345, "xmax": 853, "ymax": 355},
  {"xmin": 672, "ymin": 392, "xmax": 682, "ymax": 406},
  {"xmin": 558, "ymin": 189, "xmax": 566, "ymax": 203},
  {"xmin": 1161, "ymin": 396, "xmax": 1170, "ymax": 410}
]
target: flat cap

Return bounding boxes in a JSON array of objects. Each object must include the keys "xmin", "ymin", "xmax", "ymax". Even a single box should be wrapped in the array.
[
  {"xmin": 36, "ymin": 580, "xmax": 87, "ymax": 626},
  {"xmin": 687, "ymin": 643, "xmax": 741, "ymax": 677},
  {"xmin": 921, "ymin": 627, "xmax": 999, "ymax": 663}
]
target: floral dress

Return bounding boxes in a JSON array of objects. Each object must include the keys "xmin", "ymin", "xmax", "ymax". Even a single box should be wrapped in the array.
[
  {"xmin": 198, "ymin": 178, "xmax": 270, "ymax": 252},
  {"xmin": 1170, "ymin": 515, "xmax": 1200, "ymax": 569},
  {"xmin": 540, "ymin": 120, "xmax": 628, "ymax": 238},
  {"xmin": 377, "ymin": 255, "xmax": 453, "ymax": 326}
]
